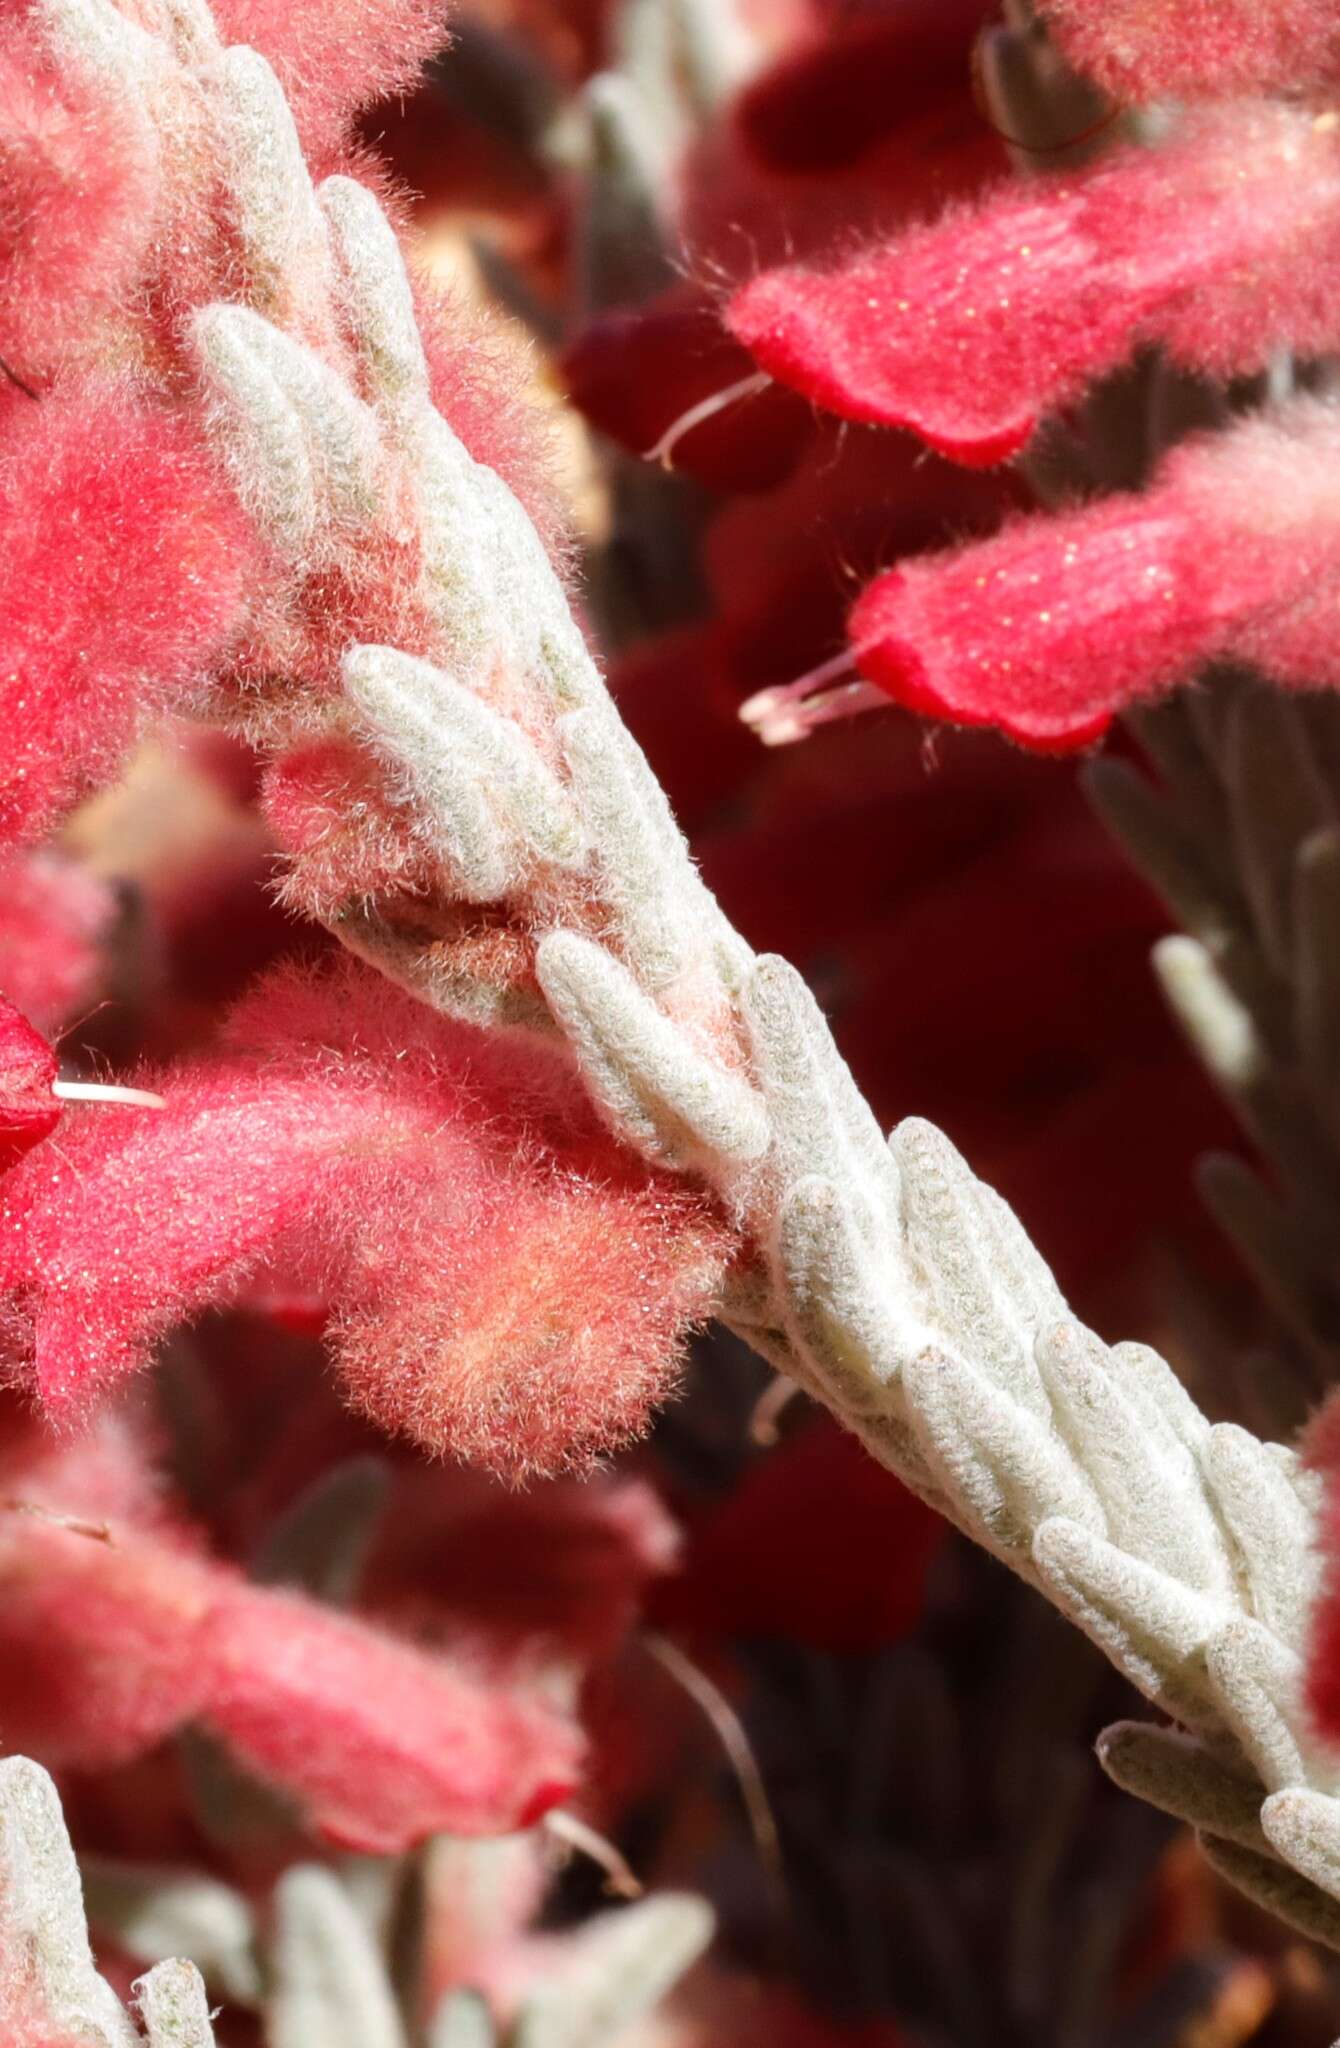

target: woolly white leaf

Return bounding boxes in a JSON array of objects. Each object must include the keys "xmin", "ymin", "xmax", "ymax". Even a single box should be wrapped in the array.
[
  {"xmin": 194, "ymin": 306, "xmax": 317, "ymax": 550},
  {"xmin": 904, "ymin": 1343, "xmax": 1099, "ymax": 1559},
  {"xmin": 266, "ymin": 1866, "xmax": 407, "ymax": 2048},
  {"xmin": 513, "ymin": 1896, "xmax": 713, "ymax": 2048},
  {"xmin": 1154, "ymin": 934, "xmax": 1264, "ymax": 1093},
  {"xmin": 429, "ymin": 1990, "xmax": 497, "ymax": 2048},
  {"xmin": 559, "ymin": 707, "xmax": 693, "ymax": 989},
  {"xmin": 1096, "ymin": 1721, "xmax": 1269, "ymax": 1851},
  {"xmin": 0, "ymin": 1757, "xmax": 139, "ymax": 2048},
  {"xmin": 1261, "ymin": 1787, "xmax": 1340, "ymax": 1899},
  {"xmin": 83, "ymin": 1861, "xmax": 260, "ymax": 2007},
  {"xmin": 1033, "ymin": 1517, "xmax": 1221, "ymax": 1729},
  {"xmin": 136, "ymin": 1959, "xmax": 217, "ymax": 2048},
  {"xmin": 893, "ymin": 1119, "xmax": 1054, "ymax": 1422},
  {"xmin": 1036, "ymin": 1322, "xmax": 1230, "ymax": 1597},
  {"xmin": 743, "ymin": 953, "xmax": 899, "ymax": 1231},
  {"xmin": 537, "ymin": 931, "xmax": 769, "ymax": 1171},
  {"xmin": 345, "ymin": 648, "xmax": 587, "ymax": 891},
  {"xmin": 1198, "ymin": 1832, "xmax": 1340, "ymax": 1948},
  {"xmin": 205, "ymin": 45, "xmax": 330, "ymax": 321},
  {"xmin": 1205, "ymin": 1619, "xmax": 1309, "ymax": 1791},
  {"xmin": 773, "ymin": 1175, "xmax": 911, "ymax": 1412},
  {"xmin": 1202, "ymin": 1423, "xmax": 1320, "ymax": 1648}
]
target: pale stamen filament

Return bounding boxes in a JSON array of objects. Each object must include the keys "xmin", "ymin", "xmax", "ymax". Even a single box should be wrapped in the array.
[
  {"xmin": 643, "ymin": 370, "xmax": 772, "ymax": 471},
  {"xmin": 52, "ymin": 1079, "xmax": 168, "ymax": 1110}
]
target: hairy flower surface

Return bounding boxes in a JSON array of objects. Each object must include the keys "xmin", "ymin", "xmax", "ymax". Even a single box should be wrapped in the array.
[
  {"xmin": 0, "ymin": 12, "xmax": 158, "ymax": 382},
  {"xmin": 727, "ymin": 106, "xmax": 1340, "ymax": 465},
  {"xmin": 1, "ymin": 959, "xmax": 727, "ymax": 1475},
  {"xmin": 840, "ymin": 400, "xmax": 1340, "ymax": 748},
  {"xmin": 0, "ymin": 390, "xmax": 259, "ymax": 845},
  {"xmin": 0, "ymin": 998, "xmax": 58, "ymax": 1174},
  {"xmin": 211, "ymin": 0, "xmax": 445, "ymax": 156}
]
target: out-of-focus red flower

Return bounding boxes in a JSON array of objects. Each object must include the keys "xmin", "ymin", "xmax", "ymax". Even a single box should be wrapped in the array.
[
  {"xmin": 733, "ymin": 0, "xmax": 995, "ymax": 183},
  {"xmin": 560, "ymin": 285, "xmax": 813, "ymax": 493},
  {"xmin": 0, "ymin": 1415, "xmax": 582, "ymax": 1849},
  {"xmin": 655, "ymin": 1417, "xmax": 945, "ymax": 1655}
]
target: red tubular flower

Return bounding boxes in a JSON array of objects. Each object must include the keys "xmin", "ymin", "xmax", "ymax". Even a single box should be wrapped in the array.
[
  {"xmin": 0, "ymin": 1419, "xmax": 581, "ymax": 1846},
  {"xmin": 0, "ymin": 389, "xmax": 259, "ymax": 846},
  {"xmin": 726, "ymin": 105, "xmax": 1340, "ymax": 466},
  {"xmin": 203, "ymin": 1586, "xmax": 577, "ymax": 1848},
  {"xmin": 835, "ymin": 401, "xmax": 1340, "ymax": 750},
  {"xmin": 0, "ymin": 959, "xmax": 728, "ymax": 1477},
  {"xmin": 1038, "ymin": 0, "xmax": 1340, "ymax": 102}
]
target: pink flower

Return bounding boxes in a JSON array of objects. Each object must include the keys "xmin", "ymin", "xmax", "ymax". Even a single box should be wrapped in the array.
[
  {"xmin": 0, "ymin": 15, "xmax": 158, "ymax": 383},
  {"xmin": 0, "ymin": 1416, "xmax": 581, "ymax": 1846},
  {"xmin": 0, "ymin": 389, "xmax": 259, "ymax": 846},
  {"xmin": 727, "ymin": 105, "xmax": 1340, "ymax": 466},
  {"xmin": 211, "ymin": 0, "xmax": 447, "ymax": 159},
  {"xmin": 839, "ymin": 400, "xmax": 1340, "ymax": 750},
  {"xmin": 0, "ymin": 958, "xmax": 729, "ymax": 1477},
  {"xmin": 0, "ymin": 998, "xmax": 59, "ymax": 1175}
]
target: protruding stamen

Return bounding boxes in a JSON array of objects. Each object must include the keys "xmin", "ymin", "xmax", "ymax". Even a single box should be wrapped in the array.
[
  {"xmin": 52, "ymin": 1079, "xmax": 168, "ymax": 1110},
  {"xmin": 741, "ymin": 650, "xmax": 888, "ymax": 747},
  {"xmin": 643, "ymin": 370, "xmax": 772, "ymax": 471},
  {"xmin": 543, "ymin": 1809, "xmax": 643, "ymax": 1898}
]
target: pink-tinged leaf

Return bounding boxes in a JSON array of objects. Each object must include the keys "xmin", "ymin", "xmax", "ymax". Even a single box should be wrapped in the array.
[
  {"xmin": 0, "ymin": 998, "xmax": 58, "ymax": 1175},
  {"xmin": 726, "ymin": 105, "xmax": 1340, "ymax": 465},
  {"xmin": 1039, "ymin": 0, "xmax": 1340, "ymax": 101},
  {"xmin": 211, "ymin": 0, "xmax": 447, "ymax": 158},
  {"xmin": 0, "ymin": 390, "xmax": 259, "ymax": 846},
  {"xmin": 845, "ymin": 400, "xmax": 1340, "ymax": 750}
]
